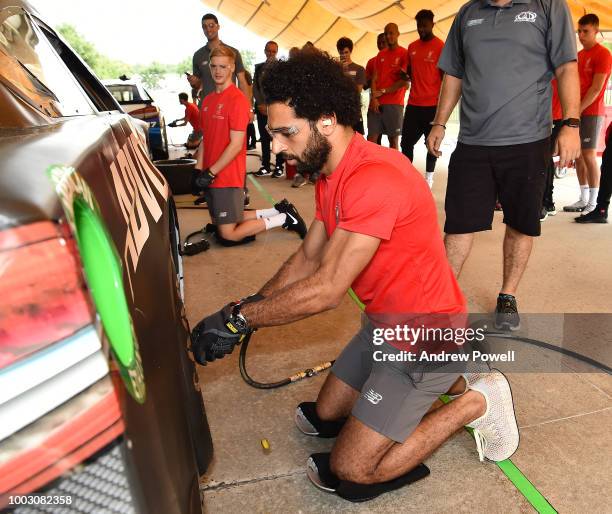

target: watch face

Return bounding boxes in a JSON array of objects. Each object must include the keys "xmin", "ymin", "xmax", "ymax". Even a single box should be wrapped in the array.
[{"xmin": 230, "ymin": 312, "xmax": 248, "ymax": 332}]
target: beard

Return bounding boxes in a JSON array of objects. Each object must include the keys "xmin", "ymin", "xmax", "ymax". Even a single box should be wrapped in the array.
[{"xmin": 282, "ymin": 125, "xmax": 331, "ymax": 175}]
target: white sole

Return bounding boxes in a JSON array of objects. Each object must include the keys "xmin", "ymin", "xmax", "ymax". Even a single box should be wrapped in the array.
[
  {"xmin": 294, "ymin": 406, "xmax": 319, "ymax": 436},
  {"xmin": 306, "ymin": 457, "xmax": 335, "ymax": 492}
]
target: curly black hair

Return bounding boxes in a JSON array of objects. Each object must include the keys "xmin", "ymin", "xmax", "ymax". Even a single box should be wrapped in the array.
[{"xmin": 261, "ymin": 50, "xmax": 362, "ymax": 127}]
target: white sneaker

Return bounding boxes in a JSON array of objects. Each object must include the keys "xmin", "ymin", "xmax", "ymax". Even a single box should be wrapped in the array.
[
  {"xmin": 466, "ymin": 370, "xmax": 519, "ymax": 462},
  {"xmin": 581, "ymin": 203, "xmax": 596, "ymax": 215},
  {"xmin": 425, "ymin": 172, "xmax": 434, "ymax": 189},
  {"xmin": 563, "ymin": 199, "xmax": 587, "ymax": 212}
]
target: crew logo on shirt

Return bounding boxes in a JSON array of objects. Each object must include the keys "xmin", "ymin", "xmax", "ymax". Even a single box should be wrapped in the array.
[
  {"xmin": 425, "ymin": 50, "xmax": 435, "ymax": 63},
  {"xmin": 514, "ymin": 11, "xmax": 537, "ymax": 23},
  {"xmin": 214, "ymin": 103, "xmax": 225, "ymax": 120}
]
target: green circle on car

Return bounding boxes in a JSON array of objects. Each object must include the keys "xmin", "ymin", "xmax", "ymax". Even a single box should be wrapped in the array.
[{"xmin": 73, "ymin": 197, "xmax": 145, "ymax": 403}]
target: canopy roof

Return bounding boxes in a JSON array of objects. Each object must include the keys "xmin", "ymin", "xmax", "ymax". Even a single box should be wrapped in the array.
[{"xmin": 203, "ymin": 0, "xmax": 611, "ymax": 65}]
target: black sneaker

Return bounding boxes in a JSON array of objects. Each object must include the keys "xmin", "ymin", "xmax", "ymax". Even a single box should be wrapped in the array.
[
  {"xmin": 495, "ymin": 294, "xmax": 520, "ymax": 331},
  {"xmin": 272, "ymin": 165, "xmax": 285, "ymax": 178},
  {"xmin": 254, "ymin": 166, "xmax": 273, "ymax": 177},
  {"xmin": 275, "ymin": 199, "xmax": 307, "ymax": 239},
  {"xmin": 539, "ymin": 207, "xmax": 548, "ymax": 222},
  {"xmin": 575, "ymin": 208, "xmax": 608, "ymax": 224},
  {"xmin": 544, "ymin": 204, "xmax": 557, "ymax": 216}
]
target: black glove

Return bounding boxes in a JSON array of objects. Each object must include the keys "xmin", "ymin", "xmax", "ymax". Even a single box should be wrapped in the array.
[
  {"xmin": 191, "ymin": 304, "xmax": 249, "ymax": 365},
  {"xmin": 194, "ymin": 168, "xmax": 215, "ymax": 191}
]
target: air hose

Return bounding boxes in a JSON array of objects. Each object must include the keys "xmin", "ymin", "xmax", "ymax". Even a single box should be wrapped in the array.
[{"xmin": 238, "ymin": 334, "xmax": 335, "ymax": 389}]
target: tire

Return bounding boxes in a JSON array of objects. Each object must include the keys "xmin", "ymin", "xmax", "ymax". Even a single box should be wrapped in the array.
[
  {"xmin": 153, "ymin": 158, "xmax": 196, "ymax": 195},
  {"xmin": 168, "ymin": 198, "xmax": 184, "ymax": 301}
]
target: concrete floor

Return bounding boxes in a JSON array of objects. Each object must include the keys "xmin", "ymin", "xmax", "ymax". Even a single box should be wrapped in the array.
[{"xmin": 177, "ymin": 141, "xmax": 612, "ymax": 514}]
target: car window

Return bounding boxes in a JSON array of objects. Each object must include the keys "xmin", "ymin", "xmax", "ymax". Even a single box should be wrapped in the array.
[
  {"xmin": 0, "ymin": 6, "xmax": 95, "ymax": 117},
  {"xmin": 38, "ymin": 22, "xmax": 121, "ymax": 113},
  {"xmin": 108, "ymin": 85, "xmax": 143, "ymax": 103}
]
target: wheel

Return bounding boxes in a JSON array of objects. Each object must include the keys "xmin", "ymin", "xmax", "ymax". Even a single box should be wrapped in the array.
[{"xmin": 168, "ymin": 198, "xmax": 184, "ymax": 301}]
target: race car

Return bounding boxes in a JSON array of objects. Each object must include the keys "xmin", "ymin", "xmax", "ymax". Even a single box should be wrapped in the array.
[
  {"xmin": 103, "ymin": 77, "xmax": 170, "ymax": 161},
  {"xmin": 0, "ymin": 2, "xmax": 212, "ymax": 512}
]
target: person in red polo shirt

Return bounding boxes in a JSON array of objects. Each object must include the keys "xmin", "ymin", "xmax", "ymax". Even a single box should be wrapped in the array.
[
  {"xmin": 368, "ymin": 23, "xmax": 408, "ymax": 150},
  {"xmin": 194, "ymin": 45, "xmax": 306, "ymax": 242},
  {"xmin": 400, "ymin": 10, "xmax": 445, "ymax": 189},
  {"xmin": 170, "ymin": 92, "xmax": 202, "ymax": 149},
  {"xmin": 365, "ymin": 33, "xmax": 387, "ymax": 91},
  {"xmin": 191, "ymin": 51, "xmax": 519, "ymax": 501},
  {"xmin": 564, "ymin": 13, "xmax": 612, "ymax": 215}
]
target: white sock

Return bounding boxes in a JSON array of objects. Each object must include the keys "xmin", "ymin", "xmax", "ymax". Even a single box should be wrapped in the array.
[
  {"xmin": 256, "ymin": 208, "xmax": 280, "ymax": 219},
  {"xmin": 425, "ymin": 172, "xmax": 434, "ymax": 182},
  {"xmin": 263, "ymin": 213, "xmax": 286, "ymax": 230},
  {"xmin": 580, "ymin": 185, "xmax": 589, "ymax": 203},
  {"xmin": 588, "ymin": 188, "xmax": 599, "ymax": 206}
]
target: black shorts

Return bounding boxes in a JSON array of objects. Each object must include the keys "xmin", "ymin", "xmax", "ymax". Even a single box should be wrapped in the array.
[{"xmin": 445, "ymin": 138, "xmax": 549, "ymax": 237}]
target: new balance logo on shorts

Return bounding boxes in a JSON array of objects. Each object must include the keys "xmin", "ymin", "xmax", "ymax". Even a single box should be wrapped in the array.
[{"xmin": 363, "ymin": 389, "xmax": 383, "ymax": 405}]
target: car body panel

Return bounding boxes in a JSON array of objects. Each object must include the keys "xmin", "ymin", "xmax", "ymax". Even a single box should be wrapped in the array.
[{"xmin": 0, "ymin": 2, "xmax": 212, "ymax": 511}]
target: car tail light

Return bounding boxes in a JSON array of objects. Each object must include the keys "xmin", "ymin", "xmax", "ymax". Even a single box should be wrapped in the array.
[
  {"xmin": 0, "ymin": 221, "xmax": 94, "ymax": 369},
  {"xmin": 131, "ymin": 104, "xmax": 159, "ymax": 122}
]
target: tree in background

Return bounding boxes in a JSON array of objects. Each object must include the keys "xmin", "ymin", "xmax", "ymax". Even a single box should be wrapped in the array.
[
  {"xmin": 57, "ymin": 23, "xmax": 132, "ymax": 79},
  {"xmin": 136, "ymin": 62, "xmax": 167, "ymax": 89},
  {"xmin": 240, "ymin": 49, "xmax": 255, "ymax": 74}
]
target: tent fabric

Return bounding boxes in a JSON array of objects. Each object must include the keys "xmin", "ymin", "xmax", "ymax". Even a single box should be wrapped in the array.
[{"xmin": 204, "ymin": 0, "xmax": 611, "ymax": 65}]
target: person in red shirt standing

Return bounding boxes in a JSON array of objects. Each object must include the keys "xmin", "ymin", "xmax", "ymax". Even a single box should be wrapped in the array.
[
  {"xmin": 194, "ymin": 45, "xmax": 306, "ymax": 242},
  {"xmin": 564, "ymin": 14, "xmax": 612, "ymax": 215},
  {"xmin": 170, "ymin": 92, "xmax": 202, "ymax": 149},
  {"xmin": 191, "ymin": 51, "xmax": 519, "ymax": 501},
  {"xmin": 368, "ymin": 23, "xmax": 408, "ymax": 150},
  {"xmin": 365, "ymin": 33, "xmax": 387, "ymax": 91},
  {"xmin": 400, "ymin": 10, "xmax": 445, "ymax": 189},
  {"xmin": 365, "ymin": 33, "xmax": 387, "ymax": 146}
]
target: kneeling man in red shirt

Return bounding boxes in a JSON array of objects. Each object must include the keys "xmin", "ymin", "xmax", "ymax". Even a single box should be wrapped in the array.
[
  {"xmin": 191, "ymin": 51, "xmax": 519, "ymax": 501},
  {"xmin": 195, "ymin": 45, "xmax": 306, "ymax": 242}
]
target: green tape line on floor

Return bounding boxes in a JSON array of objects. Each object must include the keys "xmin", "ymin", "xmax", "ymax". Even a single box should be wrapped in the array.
[
  {"xmin": 248, "ymin": 174, "xmax": 276, "ymax": 205},
  {"xmin": 250, "ymin": 174, "xmax": 557, "ymax": 513}
]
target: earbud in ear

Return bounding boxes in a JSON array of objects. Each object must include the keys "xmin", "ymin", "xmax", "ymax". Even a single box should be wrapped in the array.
[{"xmin": 322, "ymin": 119, "xmax": 332, "ymax": 126}]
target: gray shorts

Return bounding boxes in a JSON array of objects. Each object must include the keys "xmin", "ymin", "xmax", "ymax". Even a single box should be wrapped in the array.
[
  {"xmin": 580, "ymin": 115, "xmax": 604, "ymax": 149},
  {"xmin": 331, "ymin": 324, "xmax": 461, "ymax": 443},
  {"xmin": 367, "ymin": 104, "xmax": 404, "ymax": 137},
  {"xmin": 205, "ymin": 187, "xmax": 244, "ymax": 224}
]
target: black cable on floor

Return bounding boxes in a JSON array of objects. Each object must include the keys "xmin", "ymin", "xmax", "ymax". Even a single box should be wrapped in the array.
[{"xmin": 238, "ymin": 331, "xmax": 610, "ymax": 390}]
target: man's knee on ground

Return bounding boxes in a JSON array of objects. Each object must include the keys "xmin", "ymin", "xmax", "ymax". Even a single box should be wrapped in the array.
[
  {"xmin": 330, "ymin": 449, "xmax": 378, "ymax": 484},
  {"xmin": 216, "ymin": 224, "xmax": 241, "ymax": 241}
]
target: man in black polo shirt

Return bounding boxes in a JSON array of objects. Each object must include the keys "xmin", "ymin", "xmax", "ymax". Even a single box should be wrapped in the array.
[
  {"xmin": 427, "ymin": 0, "xmax": 581, "ymax": 330},
  {"xmin": 188, "ymin": 13, "xmax": 251, "ymax": 105}
]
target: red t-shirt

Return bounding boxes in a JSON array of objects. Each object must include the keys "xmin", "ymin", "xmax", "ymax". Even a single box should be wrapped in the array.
[
  {"xmin": 315, "ymin": 133, "xmax": 465, "ymax": 317},
  {"xmin": 578, "ymin": 43, "xmax": 612, "ymax": 116},
  {"xmin": 374, "ymin": 47, "xmax": 408, "ymax": 105},
  {"xmin": 200, "ymin": 84, "xmax": 250, "ymax": 188},
  {"xmin": 185, "ymin": 102, "xmax": 201, "ymax": 131},
  {"xmin": 407, "ymin": 37, "xmax": 444, "ymax": 106},
  {"xmin": 551, "ymin": 79, "xmax": 562, "ymax": 121},
  {"xmin": 365, "ymin": 55, "xmax": 377, "ymax": 83}
]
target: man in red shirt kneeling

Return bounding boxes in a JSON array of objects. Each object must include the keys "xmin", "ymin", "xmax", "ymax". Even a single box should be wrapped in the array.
[
  {"xmin": 170, "ymin": 92, "xmax": 203, "ymax": 149},
  {"xmin": 194, "ymin": 45, "xmax": 306, "ymax": 242},
  {"xmin": 191, "ymin": 51, "xmax": 519, "ymax": 501}
]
